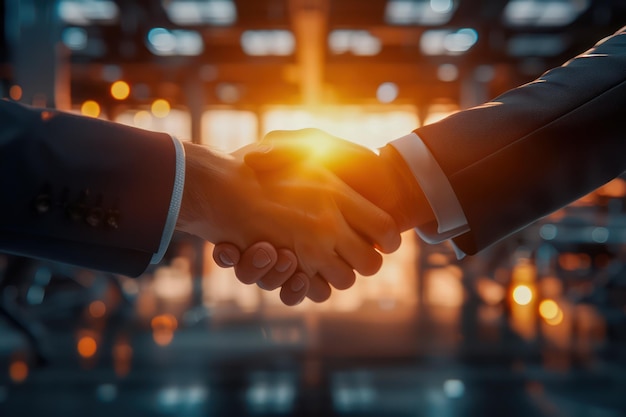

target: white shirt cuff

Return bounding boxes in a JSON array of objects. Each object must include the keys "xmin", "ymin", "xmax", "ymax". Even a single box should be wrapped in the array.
[
  {"xmin": 389, "ymin": 132, "xmax": 469, "ymax": 244},
  {"xmin": 150, "ymin": 135, "xmax": 185, "ymax": 264}
]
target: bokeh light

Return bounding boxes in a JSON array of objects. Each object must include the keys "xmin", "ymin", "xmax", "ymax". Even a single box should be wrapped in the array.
[
  {"xmin": 545, "ymin": 308, "xmax": 564, "ymax": 326},
  {"xmin": 512, "ymin": 285, "xmax": 533, "ymax": 305},
  {"xmin": 151, "ymin": 314, "xmax": 178, "ymax": 346},
  {"xmin": 151, "ymin": 99, "xmax": 171, "ymax": 118},
  {"xmin": 539, "ymin": 299, "xmax": 559, "ymax": 320},
  {"xmin": 89, "ymin": 300, "xmax": 107, "ymax": 318},
  {"xmin": 9, "ymin": 85, "xmax": 22, "ymax": 101},
  {"xmin": 81, "ymin": 100, "xmax": 101, "ymax": 118},
  {"xmin": 78, "ymin": 336, "xmax": 98, "ymax": 358},
  {"xmin": 9, "ymin": 360, "xmax": 28, "ymax": 383},
  {"xmin": 110, "ymin": 80, "xmax": 130, "ymax": 100}
]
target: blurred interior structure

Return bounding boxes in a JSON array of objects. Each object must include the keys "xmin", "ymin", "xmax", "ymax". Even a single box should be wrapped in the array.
[{"xmin": 1, "ymin": 1, "xmax": 626, "ymax": 416}]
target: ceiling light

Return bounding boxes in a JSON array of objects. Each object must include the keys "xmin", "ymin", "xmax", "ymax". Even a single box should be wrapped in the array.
[
  {"xmin": 62, "ymin": 27, "xmax": 88, "ymax": 50},
  {"xmin": 328, "ymin": 30, "xmax": 382, "ymax": 56},
  {"xmin": 165, "ymin": 0, "xmax": 237, "ymax": 26},
  {"xmin": 420, "ymin": 28, "xmax": 478, "ymax": 55},
  {"xmin": 385, "ymin": 0, "xmax": 457, "ymax": 26},
  {"xmin": 503, "ymin": 0, "xmax": 590, "ymax": 27},
  {"xmin": 146, "ymin": 28, "xmax": 204, "ymax": 56},
  {"xmin": 58, "ymin": 0, "xmax": 118, "ymax": 25},
  {"xmin": 437, "ymin": 63, "xmax": 459, "ymax": 81},
  {"xmin": 241, "ymin": 31, "xmax": 295, "ymax": 56},
  {"xmin": 377, "ymin": 82, "xmax": 399, "ymax": 103}
]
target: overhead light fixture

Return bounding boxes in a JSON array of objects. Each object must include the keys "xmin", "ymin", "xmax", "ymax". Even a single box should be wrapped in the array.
[
  {"xmin": 420, "ymin": 28, "xmax": 478, "ymax": 56},
  {"xmin": 328, "ymin": 30, "xmax": 382, "ymax": 56},
  {"xmin": 62, "ymin": 27, "xmax": 88, "ymax": 50},
  {"xmin": 376, "ymin": 82, "xmax": 399, "ymax": 103},
  {"xmin": 437, "ymin": 63, "xmax": 459, "ymax": 82},
  {"xmin": 385, "ymin": 0, "xmax": 457, "ymax": 26},
  {"xmin": 503, "ymin": 0, "xmax": 590, "ymax": 27},
  {"xmin": 58, "ymin": 0, "xmax": 119, "ymax": 25},
  {"xmin": 241, "ymin": 30, "xmax": 295, "ymax": 56},
  {"xmin": 146, "ymin": 28, "xmax": 204, "ymax": 56},
  {"xmin": 164, "ymin": 0, "xmax": 237, "ymax": 26}
]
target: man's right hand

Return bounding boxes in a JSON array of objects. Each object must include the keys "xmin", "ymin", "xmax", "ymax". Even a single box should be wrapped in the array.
[{"xmin": 214, "ymin": 129, "xmax": 435, "ymax": 305}]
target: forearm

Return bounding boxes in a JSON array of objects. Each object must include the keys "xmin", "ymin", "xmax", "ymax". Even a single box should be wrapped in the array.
[
  {"xmin": 0, "ymin": 101, "xmax": 177, "ymax": 275},
  {"xmin": 377, "ymin": 143, "xmax": 436, "ymax": 232},
  {"xmin": 415, "ymin": 27, "xmax": 626, "ymax": 253}
]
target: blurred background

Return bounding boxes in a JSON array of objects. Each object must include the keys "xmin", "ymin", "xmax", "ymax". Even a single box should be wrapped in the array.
[{"xmin": 1, "ymin": 0, "xmax": 626, "ymax": 416}]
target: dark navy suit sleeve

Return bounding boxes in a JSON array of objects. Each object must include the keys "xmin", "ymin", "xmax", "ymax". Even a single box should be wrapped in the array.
[
  {"xmin": 413, "ymin": 27, "xmax": 626, "ymax": 255},
  {"xmin": 0, "ymin": 101, "xmax": 177, "ymax": 276}
]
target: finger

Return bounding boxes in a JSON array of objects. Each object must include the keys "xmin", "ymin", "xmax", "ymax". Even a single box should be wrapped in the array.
[
  {"xmin": 257, "ymin": 249, "xmax": 298, "ymax": 291},
  {"xmin": 305, "ymin": 273, "xmax": 332, "ymax": 303},
  {"xmin": 212, "ymin": 243, "xmax": 241, "ymax": 268},
  {"xmin": 317, "ymin": 255, "xmax": 356, "ymax": 291},
  {"xmin": 279, "ymin": 272, "xmax": 309, "ymax": 306},
  {"xmin": 335, "ymin": 229, "xmax": 383, "ymax": 277},
  {"xmin": 334, "ymin": 185, "xmax": 402, "ymax": 254},
  {"xmin": 233, "ymin": 242, "xmax": 278, "ymax": 285}
]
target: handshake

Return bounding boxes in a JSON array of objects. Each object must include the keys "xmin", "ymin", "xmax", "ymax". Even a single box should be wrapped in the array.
[{"xmin": 176, "ymin": 129, "xmax": 434, "ymax": 306}]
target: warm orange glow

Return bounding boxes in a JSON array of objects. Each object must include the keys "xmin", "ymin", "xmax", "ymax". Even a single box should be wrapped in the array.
[
  {"xmin": 512, "ymin": 261, "xmax": 535, "ymax": 283},
  {"xmin": 476, "ymin": 278, "xmax": 505, "ymax": 306},
  {"xmin": 201, "ymin": 110, "xmax": 258, "ymax": 151},
  {"xmin": 153, "ymin": 331, "xmax": 175, "ymax": 346},
  {"xmin": 559, "ymin": 253, "xmax": 591, "ymax": 271},
  {"xmin": 110, "ymin": 80, "xmax": 130, "ymax": 100},
  {"xmin": 423, "ymin": 102, "xmax": 459, "ymax": 126},
  {"xmin": 151, "ymin": 314, "xmax": 178, "ymax": 346},
  {"xmin": 425, "ymin": 266, "xmax": 464, "ymax": 307},
  {"xmin": 9, "ymin": 360, "xmax": 28, "ymax": 383},
  {"xmin": 113, "ymin": 340, "xmax": 133, "ymax": 377},
  {"xmin": 78, "ymin": 336, "xmax": 98, "ymax": 358},
  {"xmin": 261, "ymin": 107, "xmax": 419, "ymax": 150},
  {"xmin": 81, "ymin": 100, "xmax": 101, "ymax": 118},
  {"xmin": 151, "ymin": 99, "xmax": 170, "ymax": 118},
  {"xmin": 9, "ymin": 85, "xmax": 22, "ymax": 101},
  {"xmin": 133, "ymin": 110, "xmax": 152, "ymax": 129},
  {"xmin": 151, "ymin": 314, "xmax": 178, "ymax": 330},
  {"xmin": 512, "ymin": 285, "xmax": 533, "ymax": 305},
  {"xmin": 89, "ymin": 300, "xmax": 106, "ymax": 318},
  {"xmin": 545, "ymin": 308, "xmax": 564, "ymax": 326},
  {"xmin": 597, "ymin": 178, "xmax": 626, "ymax": 198},
  {"xmin": 539, "ymin": 299, "xmax": 559, "ymax": 320}
]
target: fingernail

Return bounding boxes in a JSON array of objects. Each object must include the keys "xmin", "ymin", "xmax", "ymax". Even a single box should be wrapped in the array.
[
  {"xmin": 275, "ymin": 258, "xmax": 292, "ymax": 273},
  {"xmin": 290, "ymin": 276, "xmax": 306, "ymax": 292},
  {"xmin": 218, "ymin": 251, "xmax": 235, "ymax": 267},
  {"xmin": 252, "ymin": 249, "xmax": 272, "ymax": 268},
  {"xmin": 257, "ymin": 281, "xmax": 267, "ymax": 290}
]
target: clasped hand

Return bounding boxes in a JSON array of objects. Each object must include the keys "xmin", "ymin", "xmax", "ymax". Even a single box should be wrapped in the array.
[
  {"xmin": 203, "ymin": 129, "xmax": 427, "ymax": 305},
  {"xmin": 176, "ymin": 133, "xmax": 409, "ymax": 305}
]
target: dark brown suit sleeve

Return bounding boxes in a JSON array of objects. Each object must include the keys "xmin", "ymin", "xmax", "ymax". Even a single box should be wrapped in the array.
[
  {"xmin": 0, "ymin": 101, "xmax": 177, "ymax": 276},
  {"xmin": 414, "ymin": 27, "xmax": 626, "ymax": 254}
]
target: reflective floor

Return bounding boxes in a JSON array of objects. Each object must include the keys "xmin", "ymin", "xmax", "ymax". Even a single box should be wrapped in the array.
[{"xmin": 1, "ymin": 224, "xmax": 626, "ymax": 416}]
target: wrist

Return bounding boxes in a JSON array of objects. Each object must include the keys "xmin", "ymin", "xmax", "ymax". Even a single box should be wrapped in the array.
[
  {"xmin": 379, "ymin": 144, "xmax": 436, "ymax": 231},
  {"xmin": 176, "ymin": 142, "xmax": 231, "ymax": 240}
]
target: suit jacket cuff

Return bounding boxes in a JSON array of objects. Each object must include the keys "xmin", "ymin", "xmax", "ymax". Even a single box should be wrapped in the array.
[
  {"xmin": 151, "ymin": 135, "xmax": 185, "ymax": 264},
  {"xmin": 389, "ymin": 132, "xmax": 469, "ymax": 243}
]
